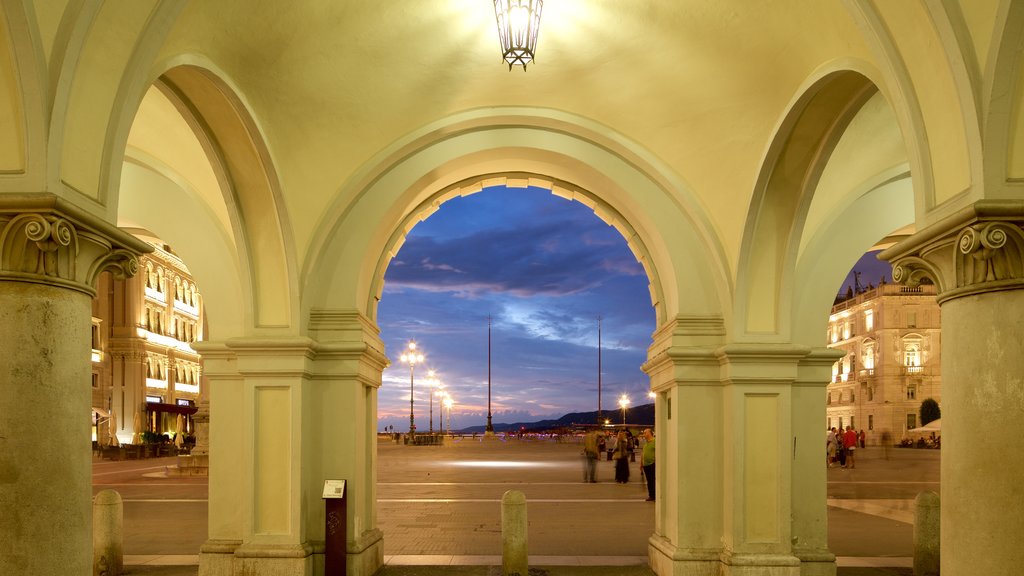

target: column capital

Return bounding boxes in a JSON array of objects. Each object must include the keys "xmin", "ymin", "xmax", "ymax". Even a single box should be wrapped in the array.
[
  {"xmin": 881, "ymin": 200, "xmax": 1024, "ymax": 304},
  {"xmin": 0, "ymin": 194, "xmax": 151, "ymax": 295}
]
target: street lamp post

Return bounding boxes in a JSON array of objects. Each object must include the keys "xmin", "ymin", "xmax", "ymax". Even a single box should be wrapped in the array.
[
  {"xmin": 427, "ymin": 370, "xmax": 437, "ymax": 434},
  {"xmin": 400, "ymin": 342, "xmax": 425, "ymax": 435},
  {"xmin": 619, "ymin": 394, "xmax": 630, "ymax": 425}
]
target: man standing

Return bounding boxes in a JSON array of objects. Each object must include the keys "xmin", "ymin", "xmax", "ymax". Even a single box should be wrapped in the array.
[
  {"xmin": 582, "ymin": 430, "xmax": 599, "ymax": 482},
  {"xmin": 642, "ymin": 429, "xmax": 656, "ymax": 501},
  {"xmin": 843, "ymin": 425, "xmax": 858, "ymax": 469}
]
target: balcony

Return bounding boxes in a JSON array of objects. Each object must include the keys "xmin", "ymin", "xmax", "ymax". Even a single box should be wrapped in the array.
[
  {"xmin": 858, "ymin": 368, "xmax": 875, "ymax": 378},
  {"xmin": 902, "ymin": 365, "xmax": 924, "ymax": 375}
]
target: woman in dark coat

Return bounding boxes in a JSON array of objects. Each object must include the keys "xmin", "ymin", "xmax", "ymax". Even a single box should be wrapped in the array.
[{"xmin": 614, "ymin": 431, "xmax": 631, "ymax": 483}]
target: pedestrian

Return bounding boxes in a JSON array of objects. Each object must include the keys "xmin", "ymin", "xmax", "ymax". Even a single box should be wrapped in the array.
[
  {"xmin": 842, "ymin": 425, "xmax": 858, "ymax": 469},
  {"xmin": 858, "ymin": 429, "xmax": 866, "ymax": 449},
  {"xmin": 614, "ymin": 431, "xmax": 631, "ymax": 483},
  {"xmin": 598, "ymin": 433, "xmax": 607, "ymax": 458},
  {"xmin": 606, "ymin": 431, "xmax": 617, "ymax": 461},
  {"xmin": 641, "ymin": 429, "xmax": 655, "ymax": 501},
  {"xmin": 582, "ymin": 430, "xmax": 599, "ymax": 483},
  {"xmin": 826, "ymin": 427, "xmax": 838, "ymax": 467}
]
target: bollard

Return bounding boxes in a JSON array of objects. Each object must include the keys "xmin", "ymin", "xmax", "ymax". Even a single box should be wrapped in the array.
[
  {"xmin": 913, "ymin": 490, "xmax": 940, "ymax": 576},
  {"xmin": 501, "ymin": 490, "xmax": 528, "ymax": 576},
  {"xmin": 93, "ymin": 489, "xmax": 123, "ymax": 576}
]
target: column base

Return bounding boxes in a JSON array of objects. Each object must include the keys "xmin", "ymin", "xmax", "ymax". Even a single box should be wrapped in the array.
[
  {"xmin": 233, "ymin": 542, "xmax": 313, "ymax": 576},
  {"xmin": 199, "ymin": 539, "xmax": 241, "ymax": 576},
  {"xmin": 793, "ymin": 548, "xmax": 836, "ymax": 576},
  {"xmin": 200, "ymin": 540, "xmax": 314, "ymax": 576},
  {"xmin": 348, "ymin": 528, "xmax": 384, "ymax": 576},
  {"xmin": 720, "ymin": 550, "xmax": 801, "ymax": 576},
  {"xmin": 648, "ymin": 535, "xmax": 721, "ymax": 576}
]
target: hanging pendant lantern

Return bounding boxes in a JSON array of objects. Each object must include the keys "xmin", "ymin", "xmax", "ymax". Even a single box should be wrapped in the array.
[{"xmin": 493, "ymin": 0, "xmax": 543, "ymax": 71}]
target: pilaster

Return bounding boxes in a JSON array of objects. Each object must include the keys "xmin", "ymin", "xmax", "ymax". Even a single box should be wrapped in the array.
[
  {"xmin": 0, "ymin": 194, "xmax": 148, "ymax": 576},
  {"xmin": 644, "ymin": 314, "xmax": 726, "ymax": 576},
  {"xmin": 880, "ymin": 201, "xmax": 1024, "ymax": 576},
  {"xmin": 716, "ymin": 344, "xmax": 806, "ymax": 576},
  {"xmin": 196, "ymin": 309, "xmax": 387, "ymax": 576}
]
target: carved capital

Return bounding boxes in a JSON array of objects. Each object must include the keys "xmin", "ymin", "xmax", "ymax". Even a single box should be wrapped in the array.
[
  {"xmin": 882, "ymin": 202, "xmax": 1024, "ymax": 304},
  {"xmin": 0, "ymin": 195, "xmax": 151, "ymax": 295}
]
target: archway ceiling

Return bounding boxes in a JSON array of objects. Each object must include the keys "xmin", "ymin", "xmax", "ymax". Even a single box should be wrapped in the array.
[{"xmin": 152, "ymin": 0, "xmax": 879, "ymax": 269}]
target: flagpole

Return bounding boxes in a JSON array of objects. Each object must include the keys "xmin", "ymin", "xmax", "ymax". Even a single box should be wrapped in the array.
[
  {"xmin": 486, "ymin": 315, "xmax": 494, "ymax": 434},
  {"xmin": 597, "ymin": 315, "xmax": 603, "ymax": 425}
]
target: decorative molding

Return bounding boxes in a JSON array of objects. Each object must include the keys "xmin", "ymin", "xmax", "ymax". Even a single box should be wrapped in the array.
[
  {"xmin": 883, "ymin": 202, "xmax": 1024, "ymax": 304},
  {"xmin": 0, "ymin": 195, "xmax": 150, "ymax": 295}
]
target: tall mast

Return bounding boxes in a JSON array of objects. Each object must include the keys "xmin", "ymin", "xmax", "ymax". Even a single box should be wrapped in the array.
[
  {"xmin": 597, "ymin": 315, "xmax": 603, "ymax": 425},
  {"xmin": 486, "ymin": 315, "xmax": 494, "ymax": 434}
]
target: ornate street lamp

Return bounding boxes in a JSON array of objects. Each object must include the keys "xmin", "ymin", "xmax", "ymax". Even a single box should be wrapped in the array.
[
  {"xmin": 399, "ymin": 342, "xmax": 425, "ymax": 435},
  {"xmin": 493, "ymin": 0, "xmax": 543, "ymax": 71},
  {"xmin": 619, "ymin": 394, "xmax": 630, "ymax": 425}
]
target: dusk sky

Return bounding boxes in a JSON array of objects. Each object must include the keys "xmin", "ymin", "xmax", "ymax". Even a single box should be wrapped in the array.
[{"xmin": 375, "ymin": 185, "xmax": 893, "ymax": 432}]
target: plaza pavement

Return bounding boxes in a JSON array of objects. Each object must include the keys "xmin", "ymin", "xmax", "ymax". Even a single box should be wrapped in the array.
[{"xmin": 94, "ymin": 436, "xmax": 936, "ymax": 575}]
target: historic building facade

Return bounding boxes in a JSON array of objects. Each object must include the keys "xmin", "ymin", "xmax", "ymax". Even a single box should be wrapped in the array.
[
  {"xmin": 90, "ymin": 236, "xmax": 204, "ymax": 445},
  {"xmin": 825, "ymin": 283, "xmax": 941, "ymax": 444}
]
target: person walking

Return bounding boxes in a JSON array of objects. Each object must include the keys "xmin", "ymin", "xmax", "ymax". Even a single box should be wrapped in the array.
[
  {"xmin": 582, "ymin": 430, "xmax": 599, "ymax": 483},
  {"xmin": 613, "ymin": 431, "xmax": 631, "ymax": 483},
  {"xmin": 842, "ymin": 425, "xmax": 858, "ymax": 469},
  {"xmin": 641, "ymin": 429, "xmax": 656, "ymax": 501},
  {"xmin": 826, "ymin": 427, "xmax": 838, "ymax": 467},
  {"xmin": 858, "ymin": 429, "xmax": 866, "ymax": 449}
]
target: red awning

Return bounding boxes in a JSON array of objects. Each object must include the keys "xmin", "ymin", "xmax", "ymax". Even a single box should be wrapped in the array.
[{"xmin": 145, "ymin": 402, "xmax": 198, "ymax": 415}]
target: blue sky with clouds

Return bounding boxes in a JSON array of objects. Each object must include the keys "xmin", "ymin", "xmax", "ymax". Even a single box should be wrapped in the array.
[
  {"xmin": 376, "ymin": 186, "xmax": 655, "ymax": 432},
  {"xmin": 375, "ymin": 185, "xmax": 893, "ymax": 432}
]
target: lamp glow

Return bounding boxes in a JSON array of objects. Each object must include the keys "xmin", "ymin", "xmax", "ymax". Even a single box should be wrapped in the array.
[{"xmin": 493, "ymin": 0, "xmax": 543, "ymax": 70}]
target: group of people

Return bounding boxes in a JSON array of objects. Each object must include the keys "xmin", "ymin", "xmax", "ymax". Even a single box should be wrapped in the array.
[
  {"xmin": 826, "ymin": 425, "xmax": 865, "ymax": 468},
  {"xmin": 582, "ymin": 428, "xmax": 656, "ymax": 501}
]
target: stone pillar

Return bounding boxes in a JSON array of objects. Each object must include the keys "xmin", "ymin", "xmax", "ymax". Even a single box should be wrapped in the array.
[
  {"xmin": 644, "ymin": 315, "xmax": 726, "ymax": 576},
  {"xmin": 717, "ymin": 344, "xmax": 803, "ymax": 576},
  {"xmin": 196, "ymin": 310, "xmax": 386, "ymax": 576},
  {"xmin": 93, "ymin": 489, "xmax": 124, "ymax": 576},
  {"xmin": 881, "ymin": 203, "xmax": 1024, "ymax": 576},
  {"xmin": 0, "ymin": 195, "xmax": 147, "ymax": 576},
  {"xmin": 791, "ymin": 349, "xmax": 843, "ymax": 576},
  {"xmin": 913, "ymin": 491, "xmax": 940, "ymax": 576},
  {"xmin": 501, "ymin": 490, "xmax": 529, "ymax": 576}
]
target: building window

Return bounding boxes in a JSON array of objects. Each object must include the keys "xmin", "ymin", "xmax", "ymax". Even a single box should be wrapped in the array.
[
  {"xmin": 868, "ymin": 414, "xmax": 874, "ymax": 431},
  {"xmin": 92, "ymin": 373, "xmax": 98, "ymax": 388},
  {"xmin": 851, "ymin": 389, "xmax": 855, "ymax": 403},
  {"xmin": 865, "ymin": 309, "xmax": 874, "ymax": 331},
  {"xmin": 907, "ymin": 385, "xmax": 917, "ymax": 400},
  {"xmin": 839, "ymin": 417, "xmax": 844, "ymax": 430},
  {"xmin": 850, "ymin": 416, "xmax": 855, "ymax": 429},
  {"xmin": 868, "ymin": 386, "xmax": 874, "ymax": 401},
  {"xmin": 907, "ymin": 413, "xmax": 917, "ymax": 430},
  {"xmin": 907, "ymin": 311, "xmax": 917, "ymax": 328}
]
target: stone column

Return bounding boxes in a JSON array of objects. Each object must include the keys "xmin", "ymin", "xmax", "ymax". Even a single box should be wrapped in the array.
[
  {"xmin": 717, "ymin": 344, "xmax": 804, "ymax": 576},
  {"xmin": 306, "ymin": 310, "xmax": 387, "ymax": 576},
  {"xmin": 644, "ymin": 315, "xmax": 726, "ymax": 576},
  {"xmin": 791, "ymin": 349, "xmax": 843, "ymax": 576},
  {"xmin": 196, "ymin": 310, "xmax": 387, "ymax": 576},
  {"xmin": 881, "ymin": 202, "xmax": 1024, "ymax": 576},
  {"xmin": 0, "ymin": 195, "xmax": 147, "ymax": 576}
]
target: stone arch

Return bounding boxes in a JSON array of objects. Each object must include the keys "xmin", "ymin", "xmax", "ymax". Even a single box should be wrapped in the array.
[
  {"xmin": 983, "ymin": 1, "xmax": 1024, "ymax": 189},
  {"xmin": 367, "ymin": 173, "xmax": 667, "ymax": 325},
  {"xmin": 50, "ymin": 1, "xmax": 183, "ymax": 215},
  {"xmin": 303, "ymin": 108, "xmax": 730, "ymax": 333},
  {"xmin": 736, "ymin": 68, "xmax": 881, "ymax": 341},
  {"xmin": 0, "ymin": 1, "xmax": 46, "ymax": 187},
  {"xmin": 120, "ymin": 61, "xmax": 298, "ymax": 333}
]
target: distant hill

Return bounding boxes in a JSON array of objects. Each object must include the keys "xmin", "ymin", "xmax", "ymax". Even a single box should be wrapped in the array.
[{"xmin": 457, "ymin": 403, "xmax": 654, "ymax": 433}]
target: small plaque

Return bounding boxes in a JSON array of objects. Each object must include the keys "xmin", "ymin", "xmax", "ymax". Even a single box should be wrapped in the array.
[{"xmin": 322, "ymin": 479, "xmax": 346, "ymax": 499}]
